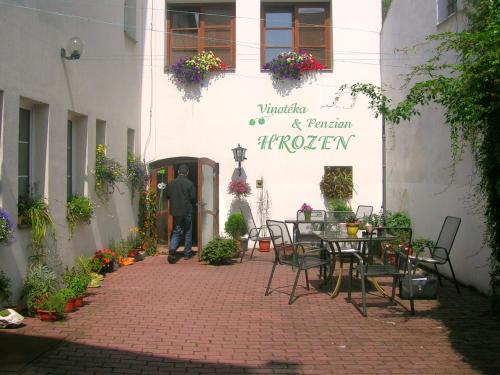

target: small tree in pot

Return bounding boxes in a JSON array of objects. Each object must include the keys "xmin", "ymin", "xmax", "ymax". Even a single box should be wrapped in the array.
[{"xmin": 224, "ymin": 213, "xmax": 248, "ymax": 257}]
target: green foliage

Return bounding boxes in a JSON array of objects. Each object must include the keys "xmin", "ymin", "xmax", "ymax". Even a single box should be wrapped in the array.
[
  {"xmin": 345, "ymin": 214, "xmax": 358, "ymax": 224},
  {"xmin": 385, "ymin": 211, "xmax": 411, "ymax": 228},
  {"xmin": 38, "ymin": 291, "xmax": 66, "ymax": 316},
  {"xmin": 200, "ymin": 238, "xmax": 236, "ymax": 265},
  {"xmin": 56, "ymin": 287, "xmax": 76, "ymax": 301},
  {"xmin": 75, "ymin": 255, "xmax": 101, "ymax": 275},
  {"xmin": 412, "ymin": 238, "xmax": 435, "ymax": 253},
  {"xmin": 127, "ymin": 152, "xmax": 149, "ymax": 197},
  {"xmin": 17, "ymin": 195, "xmax": 55, "ymax": 261},
  {"xmin": 22, "ymin": 264, "xmax": 58, "ymax": 314},
  {"xmin": 94, "ymin": 144, "xmax": 124, "ymax": 198},
  {"xmin": 66, "ymin": 195, "xmax": 95, "ymax": 237},
  {"xmin": 328, "ymin": 199, "xmax": 351, "ymax": 211},
  {"xmin": 320, "ymin": 167, "xmax": 354, "ymax": 200},
  {"xmin": 333, "ymin": 2, "xmax": 500, "ymax": 311},
  {"xmin": 138, "ymin": 186, "xmax": 157, "ymax": 249},
  {"xmin": 224, "ymin": 213, "xmax": 247, "ymax": 240},
  {"xmin": 109, "ymin": 239, "xmax": 129, "ymax": 259},
  {"xmin": 382, "ymin": 0, "xmax": 392, "ymax": 20},
  {"xmin": 0, "ymin": 270, "xmax": 12, "ymax": 306},
  {"xmin": 63, "ymin": 268, "xmax": 90, "ymax": 297},
  {"xmin": 368, "ymin": 213, "xmax": 382, "ymax": 227}
]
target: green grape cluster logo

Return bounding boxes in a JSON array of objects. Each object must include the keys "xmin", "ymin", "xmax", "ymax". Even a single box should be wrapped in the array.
[{"xmin": 249, "ymin": 117, "xmax": 266, "ymax": 126}]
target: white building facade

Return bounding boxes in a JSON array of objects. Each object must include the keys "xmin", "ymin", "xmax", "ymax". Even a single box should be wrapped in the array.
[{"xmin": 381, "ymin": 0, "xmax": 490, "ymax": 293}]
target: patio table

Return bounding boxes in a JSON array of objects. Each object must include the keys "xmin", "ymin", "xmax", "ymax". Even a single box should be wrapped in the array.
[{"xmin": 313, "ymin": 229, "xmax": 397, "ymax": 298}]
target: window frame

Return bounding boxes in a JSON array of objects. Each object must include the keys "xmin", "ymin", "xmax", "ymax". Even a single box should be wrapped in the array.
[
  {"xmin": 436, "ymin": 0, "xmax": 457, "ymax": 25},
  {"xmin": 261, "ymin": 2, "xmax": 332, "ymax": 69},
  {"xmin": 166, "ymin": 3, "xmax": 236, "ymax": 69},
  {"xmin": 67, "ymin": 119, "xmax": 73, "ymax": 199},
  {"xmin": 18, "ymin": 106, "xmax": 32, "ymax": 200}
]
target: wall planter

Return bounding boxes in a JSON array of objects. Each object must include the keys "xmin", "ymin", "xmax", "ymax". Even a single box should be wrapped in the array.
[
  {"xmin": 170, "ymin": 51, "xmax": 227, "ymax": 85},
  {"xmin": 263, "ymin": 51, "xmax": 324, "ymax": 81},
  {"xmin": 66, "ymin": 195, "xmax": 95, "ymax": 237},
  {"xmin": 94, "ymin": 144, "xmax": 124, "ymax": 198}
]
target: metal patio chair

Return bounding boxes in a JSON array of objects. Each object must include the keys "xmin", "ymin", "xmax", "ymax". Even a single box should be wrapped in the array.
[
  {"xmin": 348, "ymin": 227, "xmax": 412, "ymax": 316},
  {"xmin": 265, "ymin": 220, "xmax": 331, "ymax": 304},
  {"xmin": 239, "ymin": 204, "xmax": 270, "ymax": 263},
  {"xmin": 295, "ymin": 210, "xmax": 326, "ymax": 244},
  {"xmin": 355, "ymin": 205, "xmax": 373, "ymax": 222},
  {"xmin": 409, "ymin": 216, "xmax": 461, "ymax": 294}
]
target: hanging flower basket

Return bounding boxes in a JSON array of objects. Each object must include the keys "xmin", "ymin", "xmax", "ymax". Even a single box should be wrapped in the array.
[
  {"xmin": 263, "ymin": 51, "xmax": 324, "ymax": 81},
  {"xmin": 170, "ymin": 51, "xmax": 227, "ymax": 85},
  {"xmin": 228, "ymin": 179, "xmax": 251, "ymax": 199}
]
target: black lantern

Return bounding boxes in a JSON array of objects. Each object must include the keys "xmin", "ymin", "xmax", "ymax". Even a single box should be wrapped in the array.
[{"xmin": 232, "ymin": 144, "xmax": 247, "ymax": 176}]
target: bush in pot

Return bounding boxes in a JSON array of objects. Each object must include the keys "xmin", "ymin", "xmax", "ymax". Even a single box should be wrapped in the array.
[
  {"xmin": 56, "ymin": 287, "xmax": 77, "ymax": 313},
  {"xmin": 224, "ymin": 213, "xmax": 247, "ymax": 257},
  {"xmin": 37, "ymin": 291, "xmax": 66, "ymax": 321},
  {"xmin": 200, "ymin": 238, "xmax": 236, "ymax": 265},
  {"xmin": 63, "ymin": 269, "xmax": 90, "ymax": 307},
  {"xmin": 66, "ymin": 195, "xmax": 95, "ymax": 237},
  {"xmin": 21, "ymin": 264, "xmax": 58, "ymax": 315}
]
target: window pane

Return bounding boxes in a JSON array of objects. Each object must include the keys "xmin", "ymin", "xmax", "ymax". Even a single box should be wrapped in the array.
[
  {"xmin": 299, "ymin": 27, "xmax": 325, "ymax": 45},
  {"xmin": 298, "ymin": 7, "xmax": 326, "ymax": 26},
  {"xmin": 18, "ymin": 143, "xmax": 29, "ymax": 176},
  {"xmin": 265, "ymin": 47, "xmax": 289, "ymax": 64},
  {"xmin": 205, "ymin": 28, "xmax": 231, "ymax": 47},
  {"xmin": 265, "ymin": 10, "xmax": 292, "ymax": 28},
  {"xmin": 171, "ymin": 49, "xmax": 198, "ymax": 63},
  {"xmin": 204, "ymin": 7, "xmax": 233, "ymax": 26},
  {"xmin": 266, "ymin": 29, "xmax": 292, "ymax": 47},
  {"xmin": 171, "ymin": 9, "xmax": 199, "ymax": 28},
  {"xmin": 19, "ymin": 108, "xmax": 30, "ymax": 142},
  {"xmin": 172, "ymin": 30, "xmax": 198, "ymax": 48},
  {"xmin": 18, "ymin": 177, "xmax": 29, "ymax": 198},
  {"xmin": 209, "ymin": 48, "xmax": 232, "ymax": 66},
  {"xmin": 300, "ymin": 48, "xmax": 326, "ymax": 66}
]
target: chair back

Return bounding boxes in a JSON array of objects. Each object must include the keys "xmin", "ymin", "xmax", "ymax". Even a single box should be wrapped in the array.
[
  {"xmin": 325, "ymin": 210, "xmax": 354, "ymax": 228},
  {"xmin": 434, "ymin": 216, "xmax": 461, "ymax": 260},
  {"xmin": 296, "ymin": 210, "xmax": 325, "ymax": 237},
  {"xmin": 355, "ymin": 205, "xmax": 373, "ymax": 221},
  {"xmin": 267, "ymin": 220, "xmax": 296, "ymax": 265},
  {"xmin": 366, "ymin": 227, "xmax": 412, "ymax": 269},
  {"xmin": 240, "ymin": 204, "xmax": 258, "ymax": 241}
]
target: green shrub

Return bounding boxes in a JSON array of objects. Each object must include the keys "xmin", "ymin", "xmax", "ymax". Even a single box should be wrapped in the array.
[
  {"xmin": 63, "ymin": 269, "xmax": 90, "ymax": 297},
  {"xmin": 38, "ymin": 291, "xmax": 66, "ymax": 316},
  {"xmin": 66, "ymin": 196, "xmax": 95, "ymax": 236},
  {"xmin": 385, "ymin": 211, "xmax": 411, "ymax": 228},
  {"xmin": 22, "ymin": 264, "xmax": 58, "ymax": 314},
  {"xmin": 200, "ymin": 238, "xmax": 236, "ymax": 265},
  {"xmin": 0, "ymin": 270, "xmax": 12, "ymax": 306},
  {"xmin": 224, "ymin": 213, "xmax": 247, "ymax": 240}
]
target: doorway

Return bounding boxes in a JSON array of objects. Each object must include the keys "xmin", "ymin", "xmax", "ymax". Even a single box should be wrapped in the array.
[{"xmin": 149, "ymin": 157, "xmax": 219, "ymax": 254}]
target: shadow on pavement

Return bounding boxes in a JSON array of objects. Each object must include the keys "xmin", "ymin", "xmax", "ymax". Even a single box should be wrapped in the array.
[{"xmin": 0, "ymin": 332, "xmax": 301, "ymax": 374}]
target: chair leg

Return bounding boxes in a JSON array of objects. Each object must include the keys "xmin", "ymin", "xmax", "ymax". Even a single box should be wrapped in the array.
[
  {"xmin": 410, "ymin": 299, "xmax": 415, "ymax": 315},
  {"xmin": 434, "ymin": 264, "xmax": 443, "ymax": 286},
  {"xmin": 304, "ymin": 269, "xmax": 310, "ymax": 290},
  {"xmin": 448, "ymin": 260, "xmax": 461, "ymax": 294},
  {"xmin": 265, "ymin": 261, "xmax": 278, "ymax": 296},
  {"xmin": 240, "ymin": 240, "xmax": 249, "ymax": 263},
  {"xmin": 249, "ymin": 240, "xmax": 258, "ymax": 259},
  {"xmin": 360, "ymin": 268, "xmax": 367, "ymax": 317},
  {"xmin": 391, "ymin": 277, "xmax": 397, "ymax": 302},
  {"xmin": 347, "ymin": 258, "xmax": 353, "ymax": 301},
  {"xmin": 289, "ymin": 268, "xmax": 302, "ymax": 304}
]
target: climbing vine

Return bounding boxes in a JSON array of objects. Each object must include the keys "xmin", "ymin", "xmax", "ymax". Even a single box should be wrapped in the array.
[{"xmin": 333, "ymin": 0, "xmax": 500, "ymax": 312}]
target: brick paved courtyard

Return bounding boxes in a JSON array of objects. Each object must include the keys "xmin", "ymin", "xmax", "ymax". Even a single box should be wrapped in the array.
[{"xmin": 1, "ymin": 251, "xmax": 499, "ymax": 375}]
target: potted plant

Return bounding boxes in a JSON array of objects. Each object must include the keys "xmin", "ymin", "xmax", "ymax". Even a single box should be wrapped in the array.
[
  {"xmin": 36, "ymin": 292, "xmax": 65, "ymax": 321},
  {"xmin": 200, "ymin": 238, "xmax": 236, "ymax": 265},
  {"xmin": 170, "ymin": 50, "xmax": 227, "ymax": 85},
  {"xmin": 66, "ymin": 195, "xmax": 95, "ymax": 237},
  {"xmin": 227, "ymin": 178, "xmax": 251, "ymax": 200},
  {"xmin": 256, "ymin": 187, "xmax": 272, "ymax": 252},
  {"xmin": 0, "ymin": 208, "xmax": 15, "ymax": 245},
  {"xmin": 320, "ymin": 167, "xmax": 355, "ymax": 209},
  {"xmin": 224, "ymin": 213, "xmax": 248, "ymax": 257},
  {"xmin": 56, "ymin": 288, "xmax": 77, "ymax": 313},
  {"xmin": 63, "ymin": 269, "xmax": 91, "ymax": 308},
  {"xmin": 126, "ymin": 153, "xmax": 148, "ymax": 197},
  {"xmin": 93, "ymin": 144, "xmax": 124, "ymax": 198},
  {"xmin": 263, "ymin": 51, "xmax": 324, "ymax": 81},
  {"xmin": 346, "ymin": 214, "xmax": 360, "ymax": 237},
  {"xmin": 21, "ymin": 264, "xmax": 58, "ymax": 315},
  {"xmin": 94, "ymin": 248, "xmax": 119, "ymax": 273},
  {"xmin": 299, "ymin": 203, "xmax": 313, "ymax": 221}
]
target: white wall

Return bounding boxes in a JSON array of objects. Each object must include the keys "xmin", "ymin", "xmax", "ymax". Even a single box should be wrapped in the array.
[
  {"xmin": 0, "ymin": 0, "xmax": 145, "ymax": 300},
  {"xmin": 142, "ymin": 0, "xmax": 383, "ymax": 230},
  {"xmin": 381, "ymin": 0, "xmax": 490, "ymax": 293}
]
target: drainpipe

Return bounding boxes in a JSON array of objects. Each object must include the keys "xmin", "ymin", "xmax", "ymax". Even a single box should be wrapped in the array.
[{"xmin": 382, "ymin": 113, "xmax": 387, "ymax": 225}]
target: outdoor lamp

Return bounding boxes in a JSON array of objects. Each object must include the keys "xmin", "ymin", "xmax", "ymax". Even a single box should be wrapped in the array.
[
  {"xmin": 61, "ymin": 37, "xmax": 84, "ymax": 60},
  {"xmin": 232, "ymin": 143, "xmax": 247, "ymax": 176}
]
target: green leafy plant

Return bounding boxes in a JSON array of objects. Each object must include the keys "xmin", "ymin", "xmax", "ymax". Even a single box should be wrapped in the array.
[
  {"xmin": 56, "ymin": 287, "xmax": 76, "ymax": 301},
  {"xmin": 66, "ymin": 195, "xmax": 95, "ymax": 237},
  {"xmin": 138, "ymin": 186, "xmax": 158, "ymax": 248},
  {"xmin": 224, "ymin": 213, "xmax": 247, "ymax": 240},
  {"xmin": 63, "ymin": 268, "xmax": 90, "ymax": 298},
  {"xmin": 328, "ymin": 199, "xmax": 351, "ymax": 212},
  {"xmin": 385, "ymin": 211, "xmax": 411, "ymax": 228},
  {"xmin": 17, "ymin": 195, "xmax": 55, "ymax": 260},
  {"xmin": 200, "ymin": 238, "xmax": 236, "ymax": 265},
  {"xmin": 320, "ymin": 167, "xmax": 355, "ymax": 201},
  {"xmin": 21, "ymin": 264, "xmax": 58, "ymax": 314},
  {"xmin": 0, "ymin": 270, "xmax": 12, "ymax": 307},
  {"xmin": 346, "ymin": 214, "xmax": 359, "ymax": 224},
  {"xmin": 94, "ymin": 144, "xmax": 124, "ymax": 198},
  {"xmin": 126, "ymin": 152, "xmax": 148, "ymax": 197},
  {"xmin": 37, "ymin": 291, "xmax": 66, "ymax": 316}
]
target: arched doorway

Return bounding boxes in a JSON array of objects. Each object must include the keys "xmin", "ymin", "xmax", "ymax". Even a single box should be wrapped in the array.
[{"xmin": 149, "ymin": 157, "xmax": 219, "ymax": 255}]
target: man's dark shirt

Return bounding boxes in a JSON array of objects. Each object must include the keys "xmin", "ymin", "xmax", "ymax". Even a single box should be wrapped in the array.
[{"xmin": 166, "ymin": 175, "xmax": 196, "ymax": 217}]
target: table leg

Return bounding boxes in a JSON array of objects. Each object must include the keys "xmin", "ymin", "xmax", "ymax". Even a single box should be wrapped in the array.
[
  {"xmin": 368, "ymin": 277, "xmax": 388, "ymax": 296},
  {"xmin": 329, "ymin": 261, "xmax": 344, "ymax": 298}
]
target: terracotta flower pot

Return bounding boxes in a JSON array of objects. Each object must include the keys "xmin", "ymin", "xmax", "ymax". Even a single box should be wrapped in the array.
[
  {"xmin": 258, "ymin": 239, "xmax": 271, "ymax": 252},
  {"xmin": 74, "ymin": 296, "xmax": 84, "ymax": 308},
  {"xmin": 63, "ymin": 299, "xmax": 76, "ymax": 313},
  {"xmin": 37, "ymin": 309, "xmax": 58, "ymax": 321}
]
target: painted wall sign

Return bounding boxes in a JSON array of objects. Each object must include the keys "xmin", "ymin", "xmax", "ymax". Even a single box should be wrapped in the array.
[{"xmin": 249, "ymin": 102, "xmax": 355, "ymax": 153}]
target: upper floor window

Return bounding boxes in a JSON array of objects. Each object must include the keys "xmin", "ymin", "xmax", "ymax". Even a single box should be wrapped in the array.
[
  {"xmin": 261, "ymin": 3, "xmax": 331, "ymax": 68},
  {"xmin": 437, "ymin": 0, "xmax": 457, "ymax": 24},
  {"xmin": 167, "ymin": 4, "xmax": 236, "ymax": 68}
]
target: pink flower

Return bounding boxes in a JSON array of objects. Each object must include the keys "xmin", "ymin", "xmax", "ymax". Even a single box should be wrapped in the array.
[{"xmin": 300, "ymin": 203, "xmax": 312, "ymax": 212}]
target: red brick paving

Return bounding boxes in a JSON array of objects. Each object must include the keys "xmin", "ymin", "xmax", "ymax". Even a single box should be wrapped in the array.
[{"xmin": 1, "ymin": 251, "xmax": 499, "ymax": 374}]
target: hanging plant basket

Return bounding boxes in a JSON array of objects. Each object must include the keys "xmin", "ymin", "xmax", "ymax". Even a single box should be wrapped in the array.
[
  {"xmin": 263, "ymin": 51, "xmax": 324, "ymax": 81},
  {"xmin": 170, "ymin": 51, "xmax": 227, "ymax": 85}
]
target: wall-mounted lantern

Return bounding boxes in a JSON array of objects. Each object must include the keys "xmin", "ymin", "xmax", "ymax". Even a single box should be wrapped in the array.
[
  {"xmin": 232, "ymin": 144, "xmax": 247, "ymax": 176},
  {"xmin": 61, "ymin": 37, "xmax": 85, "ymax": 60}
]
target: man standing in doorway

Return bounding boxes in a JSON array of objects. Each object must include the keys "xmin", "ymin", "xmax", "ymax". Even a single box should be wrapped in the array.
[{"xmin": 166, "ymin": 164, "xmax": 196, "ymax": 263}]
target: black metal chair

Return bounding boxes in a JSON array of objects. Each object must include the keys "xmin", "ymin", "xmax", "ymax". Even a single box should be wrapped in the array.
[
  {"xmin": 355, "ymin": 205, "xmax": 373, "ymax": 222},
  {"xmin": 409, "ymin": 216, "xmax": 461, "ymax": 294},
  {"xmin": 295, "ymin": 210, "xmax": 326, "ymax": 244},
  {"xmin": 239, "ymin": 204, "xmax": 270, "ymax": 263},
  {"xmin": 348, "ymin": 227, "xmax": 412, "ymax": 316},
  {"xmin": 265, "ymin": 220, "xmax": 331, "ymax": 304}
]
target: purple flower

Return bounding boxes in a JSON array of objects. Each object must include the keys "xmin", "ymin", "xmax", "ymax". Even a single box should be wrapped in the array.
[{"xmin": 0, "ymin": 207, "xmax": 15, "ymax": 244}]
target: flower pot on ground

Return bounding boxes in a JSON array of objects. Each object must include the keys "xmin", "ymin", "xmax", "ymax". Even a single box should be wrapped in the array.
[
  {"xmin": 74, "ymin": 296, "xmax": 84, "ymax": 308},
  {"xmin": 37, "ymin": 309, "xmax": 58, "ymax": 321},
  {"xmin": 21, "ymin": 264, "xmax": 58, "ymax": 315},
  {"xmin": 55, "ymin": 288, "xmax": 77, "ymax": 313},
  {"xmin": 63, "ymin": 268, "xmax": 91, "ymax": 304},
  {"xmin": 36, "ymin": 292, "xmax": 65, "ymax": 321},
  {"xmin": 258, "ymin": 239, "xmax": 271, "ymax": 252},
  {"xmin": 224, "ymin": 213, "xmax": 248, "ymax": 257}
]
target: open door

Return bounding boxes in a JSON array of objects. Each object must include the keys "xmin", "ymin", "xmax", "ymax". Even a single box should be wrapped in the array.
[{"xmin": 198, "ymin": 158, "xmax": 219, "ymax": 255}]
